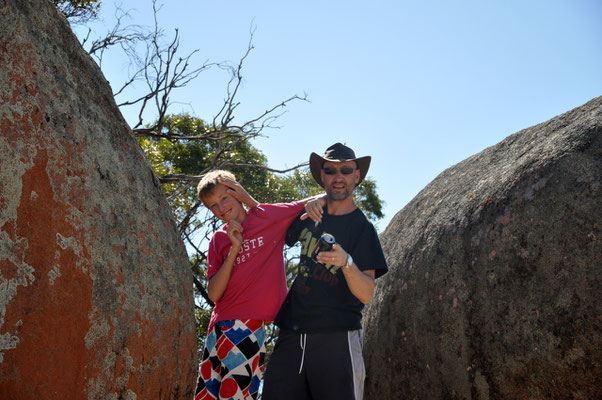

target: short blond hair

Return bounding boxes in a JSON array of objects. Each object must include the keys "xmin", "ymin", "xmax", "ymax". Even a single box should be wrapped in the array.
[{"xmin": 197, "ymin": 170, "xmax": 237, "ymax": 204}]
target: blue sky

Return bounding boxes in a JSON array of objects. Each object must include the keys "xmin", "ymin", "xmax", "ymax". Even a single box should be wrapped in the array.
[{"xmin": 76, "ymin": 0, "xmax": 602, "ymax": 231}]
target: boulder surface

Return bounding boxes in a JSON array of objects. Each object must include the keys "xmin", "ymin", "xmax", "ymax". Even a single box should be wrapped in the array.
[
  {"xmin": 0, "ymin": 1, "xmax": 196, "ymax": 398},
  {"xmin": 363, "ymin": 97, "xmax": 601, "ymax": 399}
]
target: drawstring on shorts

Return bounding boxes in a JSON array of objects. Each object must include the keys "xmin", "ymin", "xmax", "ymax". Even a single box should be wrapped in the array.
[{"xmin": 298, "ymin": 333, "xmax": 307, "ymax": 374}]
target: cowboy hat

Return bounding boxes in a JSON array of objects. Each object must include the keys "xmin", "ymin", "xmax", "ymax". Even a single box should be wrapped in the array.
[{"xmin": 309, "ymin": 143, "xmax": 371, "ymax": 188}]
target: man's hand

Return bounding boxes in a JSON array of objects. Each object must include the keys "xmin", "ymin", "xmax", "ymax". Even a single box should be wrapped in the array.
[
  {"xmin": 300, "ymin": 195, "xmax": 326, "ymax": 223},
  {"xmin": 316, "ymin": 243, "xmax": 376, "ymax": 304},
  {"xmin": 220, "ymin": 177, "xmax": 259, "ymax": 209},
  {"xmin": 316, "ymin": 243, "xmax": 347, "ymax": 267}
]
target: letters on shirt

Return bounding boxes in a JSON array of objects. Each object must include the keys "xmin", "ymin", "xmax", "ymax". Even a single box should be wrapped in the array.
[{"xmin": 235, "ymin": 236, "xmax": 264, "ymax": 265}]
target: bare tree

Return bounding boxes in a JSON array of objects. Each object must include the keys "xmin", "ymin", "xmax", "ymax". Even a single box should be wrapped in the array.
[
  {"xmin": 71, "ymin": 1, "xmax": 314, "ymax": 347},
  {"xmin": 79, "ymin": 1, "xmax": 308, "ymax": 175}
]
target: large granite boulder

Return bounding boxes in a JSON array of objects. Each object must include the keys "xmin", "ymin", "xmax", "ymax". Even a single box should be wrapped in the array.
[
  {"xmin": 363, "ymin": 97, "xmax": 601, "ymax": 399},
  {"xmin": 0, "ymin": 0, "xmax": 196, "ymax": 398}
]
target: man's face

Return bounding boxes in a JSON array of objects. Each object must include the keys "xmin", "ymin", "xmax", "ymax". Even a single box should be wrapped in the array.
[
  {"xmin": 203, "ymin": 183, "xmax": 246, "ymax": 223},
  {"xmin": 321, "ymin": 160, "xmax": 360, "ymax": 201}
]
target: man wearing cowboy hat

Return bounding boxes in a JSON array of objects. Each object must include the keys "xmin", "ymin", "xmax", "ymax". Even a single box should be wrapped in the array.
[{"xmin": 263, "ymin": 143, "xmax": 388, "ymax": 400}]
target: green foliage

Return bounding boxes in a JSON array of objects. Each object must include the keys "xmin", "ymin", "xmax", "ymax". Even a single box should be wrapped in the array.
[
  {"xmin": 355, "ymin": 178, "xmax": 385, "ymax": 221},
  {"xmin": 194, "ymin": 307, "xmax": 212, "ymax": 351},
  {"xmin": 137, "ymin": 113, "xmax": 303, "ymax": 229}
]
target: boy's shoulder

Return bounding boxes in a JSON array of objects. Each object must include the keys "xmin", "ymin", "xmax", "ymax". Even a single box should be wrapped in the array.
[{"xmin": 209, "ymin": 224, "xmax": 229, "ymax": 243}]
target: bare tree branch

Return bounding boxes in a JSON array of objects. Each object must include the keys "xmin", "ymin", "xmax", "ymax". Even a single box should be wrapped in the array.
[
  {"xmin": 193, "ymin": 274, "xmax": 213, "ymax": 308},
  {"xmin": 52, "ymin": 0, "xmax": 101, "ymax": 25},
  {"xmin": 185, "ymin": 231, "xmax": 214, "ymax": 307},
  {"xmin": 158, "ymin": 162, "xmax": 309, "ymax": 183},
  {"xmin": 83, "ymin": 5, "xmax": 155, "ymax": 71},
  {"xmin": 217, "ymin": 162, "xmax": 309, "ymax": 174},
  {"xmin": 124, "ymin": 2, "xmax": 214, "ymax": 132}
]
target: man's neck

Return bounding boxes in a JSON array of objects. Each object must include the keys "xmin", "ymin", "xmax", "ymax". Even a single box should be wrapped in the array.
[{"xmin": 326, "ymin": 198, "xmax": 357, "ymax": 216}]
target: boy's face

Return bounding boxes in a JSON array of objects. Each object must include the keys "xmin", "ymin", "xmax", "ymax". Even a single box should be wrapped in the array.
[{"xmin": 203, "ymin": 183, "xmax": 246, "ymax": 223}]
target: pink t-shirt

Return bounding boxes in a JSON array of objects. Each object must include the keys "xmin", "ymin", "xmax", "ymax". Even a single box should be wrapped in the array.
[{"xmin": 207, "ymin": 201, "xmax": 304, "ymax": 330}]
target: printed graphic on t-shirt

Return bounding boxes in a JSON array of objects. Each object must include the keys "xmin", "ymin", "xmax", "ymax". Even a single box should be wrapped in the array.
[
  {"xmin": 297, "ymin": 227, "xmax": 341, "ymax": 281},
  {"xmin": 235, "ymin": 236, "xmax": 264, "ymax": 265}
]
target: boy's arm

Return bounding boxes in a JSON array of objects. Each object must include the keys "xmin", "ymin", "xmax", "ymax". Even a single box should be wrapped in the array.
[
  {"xmin": 221, "ymin": 175, "xmax": 326, "ymax": 222},
  {"xmin": 207, "ymin": 220, "xmax": 243, "ymax": 303},
  {"xmin": 219, "ymin": 177, "xmax": 259, "ymax": 209}
]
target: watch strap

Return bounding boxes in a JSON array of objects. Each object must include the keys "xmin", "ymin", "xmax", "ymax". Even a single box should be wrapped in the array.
[{"xmin": 343, "ymin": 253, "xmax": 353, "ymax": 269}]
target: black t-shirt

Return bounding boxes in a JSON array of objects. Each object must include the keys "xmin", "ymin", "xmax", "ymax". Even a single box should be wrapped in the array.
[{"xmin": 274, "ymin": 207, "xmax": 388, "ymax": 333}]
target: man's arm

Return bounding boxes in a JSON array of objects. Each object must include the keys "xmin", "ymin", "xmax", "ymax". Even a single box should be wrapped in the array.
[
  {"xmin": 207, "ymin": 220, "xmax": 243, "ymax": 303},
  {"xmin": 341, "ymin": 267, "xmax": 375, "ymax": 304},
  {"xmin": 316, "ymin": 244, "xmax": 375, "ymax": 304}
]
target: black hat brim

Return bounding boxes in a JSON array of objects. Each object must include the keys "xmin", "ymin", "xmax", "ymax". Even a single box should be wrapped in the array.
[{"xmin": 309, "ymin": 153, "xmax": 371, "ymax": 188}]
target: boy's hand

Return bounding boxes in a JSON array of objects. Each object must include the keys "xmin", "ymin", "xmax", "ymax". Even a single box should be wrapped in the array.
[
  {"xmin": 220, "ymin": 177, "xmax": 259, "ymax": 209},
  {"xmin": 227, "ymin": 220, "xmax": 243, "ymax": 248},
  {"xmin": 301, "ymin": 195, "xmax": 326, "ymax": 223}
]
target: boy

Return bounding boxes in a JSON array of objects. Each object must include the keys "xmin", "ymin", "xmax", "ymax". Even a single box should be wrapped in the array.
[{"xmin": 195, "ymin": 170, "xmax": 323, "ymax": 400}]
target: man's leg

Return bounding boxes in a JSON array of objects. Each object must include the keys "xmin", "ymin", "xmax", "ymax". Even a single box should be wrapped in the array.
[
  {"xmin": 304, "ymin": 330, "xmax": 365, "ymax": 400},
  {"xmin": 262, "ymin": 331, "xmax": 311, "ymax": 400}
]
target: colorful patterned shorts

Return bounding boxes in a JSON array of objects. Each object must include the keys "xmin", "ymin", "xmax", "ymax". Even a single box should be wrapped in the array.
[{"xmin": 195, "ymin": 319, "xmax": 266, "ymax": 400}]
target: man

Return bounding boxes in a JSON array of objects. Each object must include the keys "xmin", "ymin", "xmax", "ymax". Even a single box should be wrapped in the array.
[{"xmin": 263, "ymin": 143, "xmax": 388, "ymax": 400}]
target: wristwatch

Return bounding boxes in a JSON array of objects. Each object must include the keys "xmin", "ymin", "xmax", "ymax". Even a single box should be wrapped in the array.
[{"xmin": 343, "ymin": 253, "xmax": 353, "ymax": 269}]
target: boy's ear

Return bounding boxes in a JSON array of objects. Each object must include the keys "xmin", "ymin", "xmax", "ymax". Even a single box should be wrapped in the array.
[{"xmin": 200, "ymin": 197, "xmax": 214, "ymax": 212}]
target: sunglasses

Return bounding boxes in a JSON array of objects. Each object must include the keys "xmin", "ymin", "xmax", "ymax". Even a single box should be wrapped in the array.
[{"xmin": 323, "ymin": 166, "xmax": 356, "ymax": 175}]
